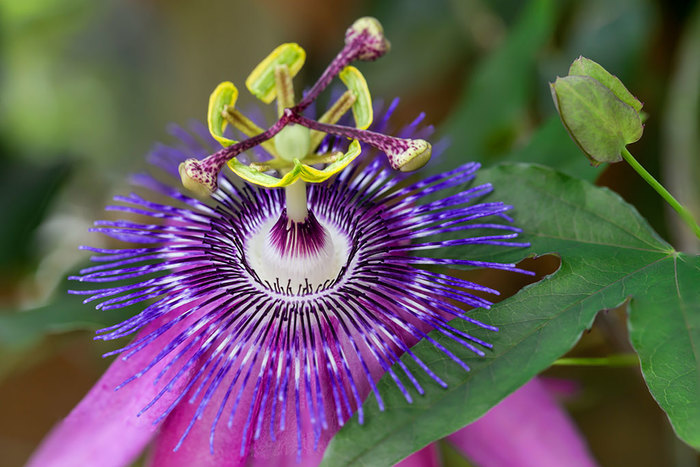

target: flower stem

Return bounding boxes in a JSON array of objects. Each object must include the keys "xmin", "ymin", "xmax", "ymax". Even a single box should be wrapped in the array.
[
  {"xmin": 285, "ymin": 180, "xmax": 308, "ymax": 222},
  {"xmin": 622, "ymin": 148, "xmax": 700, "ymax": 240}
]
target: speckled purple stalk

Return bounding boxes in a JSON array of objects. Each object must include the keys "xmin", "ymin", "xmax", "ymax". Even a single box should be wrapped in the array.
[
  {"xmin": 288, "ymin": 112, "xmax": 422, "ymax": 168},
  {"xmin": 191, "ymin": 117, "xmax": 289, "ymax": 183},
  {"xmin": 193, "ymin": 103, "xmax": 423, "ymax": 191},
  {"xmin": 190, "ymin": 21, "xmax": 389, "ymax": 188},
  {"xmin": 295, "ymin": 24, "xmax": 388, "ymax": 113}
]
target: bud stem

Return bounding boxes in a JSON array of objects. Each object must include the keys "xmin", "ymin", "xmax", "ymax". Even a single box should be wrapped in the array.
[
  {"xmin": 622, "ymin": 148, "xmax": 700, "ymax": 240},
  {"xmin": 553, "ymin": 354, "xmax": 638, "ymax": 367}
]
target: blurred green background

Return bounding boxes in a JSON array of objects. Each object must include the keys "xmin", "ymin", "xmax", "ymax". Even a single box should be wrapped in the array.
[{"xmin": 1, "ymin": 0, "xmax": 699, "ymax": 465}]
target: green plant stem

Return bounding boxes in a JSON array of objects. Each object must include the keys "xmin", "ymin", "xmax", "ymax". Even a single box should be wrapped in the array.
[
  {"xmin": 553, "ymin": 354, "xmax": 639, "ymax": 367},
  {"xmin": 622, "ymin": 148, "xmax": 700, "ymax": 240}
]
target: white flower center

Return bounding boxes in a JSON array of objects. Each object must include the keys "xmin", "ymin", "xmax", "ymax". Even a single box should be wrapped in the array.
[{"xmin": 246, "ymin": 213, "xmax": 350, "ymax": 293}]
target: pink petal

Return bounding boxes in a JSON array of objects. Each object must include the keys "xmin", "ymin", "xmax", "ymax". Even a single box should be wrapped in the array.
[
  {"xmin": 539, "ymin": 376, "xmax": 580, "ymax": 399},
  {"xmin": 27, "ymin": 306, "xmax": 200, "ymax": 467},
  {"xmin": 395, "ymin": 443, "xmax": 441, "ymax": 467},
  {"xmin": 148, "ymin": 339, "xmax": 341, "ymax": 467},
  {"xmin": 447, "ymin": 378, "xmax": 597, "ymax": 467}
]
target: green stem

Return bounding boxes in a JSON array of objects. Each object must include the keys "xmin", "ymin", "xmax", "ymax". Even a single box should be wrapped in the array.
[
  {"xmin": 553, "ymin": 354, "xmax": 639, "ymax": 367},
  {"xmin": 285, "ymin": 180, "xmax": 308, "ymax": 222},
  {"xmin": 622, "ymin": 148, "xmax": 700, "ymax": 240}
]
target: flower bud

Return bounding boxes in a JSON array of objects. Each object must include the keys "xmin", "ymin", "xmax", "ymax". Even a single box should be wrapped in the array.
[{"xmin": 551, "ymin": 57, "xmax": 643, "ymax": 166}]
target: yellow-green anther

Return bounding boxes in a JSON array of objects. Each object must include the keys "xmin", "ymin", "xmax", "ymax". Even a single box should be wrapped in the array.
[
  {"xmin": 227, "ymin": 157, "xmax": 303, "ymax": 188},
  {"xmin": 388, "ymin": 139, "xmax": 432, "ymax": 172},
  {"xmin": 274, "ymin": 64, "xmax": 295, "ymax": 117},
  {"xmin": 339, "ymin": 66, "xmax": 373, "ymax": 129},
  {"xmin": 303, "ymin": 152, "xmax": 342, "ymax": 165},
  {"xmin": 249, "ymin": 162, "xmax": 270, "ymax": 172},
  {"xmin": 296, "ymin": 139, "xmax": 362, "ymax": 183},
  {"xmin": 246, "ymin": 43, "xmax": 306, "ymax": 104},
  {"xmin": 223, "ymin": 106, "xmax": 280, "ymax": 158},
  {"xmin": 249, "ymin": 158, "xmax": 288, "ymax": 172},
  {"xmin": 207, "ymin": 82, "xmax": 239, "ymax": 147},
  {"xmin": 274, "ymin": 124, "xmax": 311, "ymax": 162},
  {"xmin": 309, "ymin": 90, "xmax": 356, "ymax": 150},
  {"xmin": 227, "ymin": 139, "xmax": 362, "ymax": 188}
]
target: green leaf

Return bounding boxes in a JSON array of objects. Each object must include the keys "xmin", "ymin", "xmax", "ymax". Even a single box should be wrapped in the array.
[
  {"xmin": 441, "ymin": 0, "xmax": 559, "ymax": 162},
  {"xmin": 628, "ymin": 254, "xmax": 700, "ymax": 448},
  {"xmin": 0, "ymin": 158, "xmax": 71, "ymax": 275},
  {"xmin": 551, "ymin": 75, "xmax": 643, "ymax": 165},
  {"xmin": 322, "ymin": 163, "xmax": 700, "ymax": 465},
  {"xmin": 568, "ymin": 56, "xmax": 643, "ymax": 112}
]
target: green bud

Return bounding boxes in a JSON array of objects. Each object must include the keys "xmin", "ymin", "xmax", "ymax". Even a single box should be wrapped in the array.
[{"xmin": 551, "ymin": 57, "xmax": 643, "ymax": 166}]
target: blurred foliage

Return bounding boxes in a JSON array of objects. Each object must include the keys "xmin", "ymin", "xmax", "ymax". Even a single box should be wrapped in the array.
[
  {"xmin": 0, "ymin": 153, "xmax": 71, "ymax": 279},
  {"xmin": 0, "ymin": 280, "xmax": 134, "ymax": 380},
  {"xmin": 443, "ymin": 0, "xmax": 558, "ymax": 162},
  {"xmin": 1, "ymin": 0, "xmax": 699, "ymax": 466}
]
